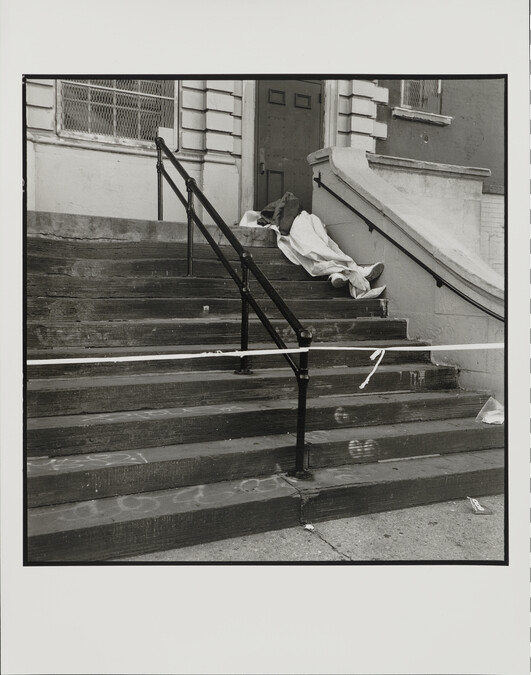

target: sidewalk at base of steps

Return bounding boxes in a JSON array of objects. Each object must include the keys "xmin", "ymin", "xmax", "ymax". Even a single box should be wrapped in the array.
[{"xmin": 118, "ymin": 494, "xmax": 504, "ymax": 563}]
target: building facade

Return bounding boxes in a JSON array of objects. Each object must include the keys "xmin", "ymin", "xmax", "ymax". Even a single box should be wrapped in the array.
[{"xmin": 26, "ymin": 77, "xmax": 504, "ymax": 274}]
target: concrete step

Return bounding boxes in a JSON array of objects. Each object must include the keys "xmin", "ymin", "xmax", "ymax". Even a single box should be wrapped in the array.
[
  {"xmin": 27, "ymin": 238, "xmax": 284, "ymax": 262},
  {"xmin": 26, "ymin": 448, "xmax": 504, "ymax": 561},
  {"xmin": 27, "ymin": 275, "xmax": 350, "ymax": 299},
  {"xmin": 27, "ymin": 390, "xmax": 490, "ymax": 458},
  {"xmin": 27, "ymin": 317, "xmax": 408, "ymax": 349},
  {"xmin": 290, "ymin": 448, "xmax": 504, "ymax": 527},
  {"xmin": 27, "ymin": 296, "xmax": 388, "ymax": 321},
  {"xmin": 27, "ymin": 419, "xmax": 504, "ymax": 507},
  {"xmin": 26, "ymin": 363, "xmax": 458, "ymax": 418},
  {"xmin": 26, "ymin": 339, "xmax": 432, "ymax": 378},
  {"xmin": 27, "ymin": 212, "xmax": 278, "ymax": 247},
  {"xmin": 27, "ymin": 255, "xmax": 319, "ymax": 281}
]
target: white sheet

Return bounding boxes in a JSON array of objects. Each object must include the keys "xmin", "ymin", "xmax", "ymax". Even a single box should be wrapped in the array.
[{"xmin": 239, "ymin": 210, "xmax": 374, "ymax": 296}]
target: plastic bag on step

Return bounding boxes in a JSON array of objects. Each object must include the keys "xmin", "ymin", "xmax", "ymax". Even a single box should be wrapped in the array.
[{"xmin": 475, "ymin": 396, "xmax": 504, "ymax": 425}]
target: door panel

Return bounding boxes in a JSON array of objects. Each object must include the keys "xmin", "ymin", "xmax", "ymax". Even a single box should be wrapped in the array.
[{"xmin": 255, "ymin": 80, "xmax": 322, "ymax": 212}]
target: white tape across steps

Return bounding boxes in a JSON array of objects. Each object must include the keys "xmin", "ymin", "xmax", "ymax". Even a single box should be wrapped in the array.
[{"xmin": 27, "ymin": 342, "xmax": 504, "ymax": 390}]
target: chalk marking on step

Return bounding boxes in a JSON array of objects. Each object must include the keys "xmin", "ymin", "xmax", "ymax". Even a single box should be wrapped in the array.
[{"xmin": 27, "ymin": 342, "xmax": 504, "ymax": 367}]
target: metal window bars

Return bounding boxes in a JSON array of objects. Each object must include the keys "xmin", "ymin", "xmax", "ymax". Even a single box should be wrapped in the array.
[
  {"xmin": 61, "ymin": 80, "xmax": 175, "ymax": 142},
  {"xmin": 155, "ymin": 137, "xmax": 313, "ymax": 477},
  {"xmin": 402, "ymin": 80, "xmax": 442, "ymax": 114}
]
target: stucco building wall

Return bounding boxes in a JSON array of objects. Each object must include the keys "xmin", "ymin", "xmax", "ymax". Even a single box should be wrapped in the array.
[
  {"xmin": 26, "ymin": 79, "xmax": 243, "ymax": 225},
  {"xmin": 26, "ymin": 78, "xmax": 390, "ymax": 224},
  {"xmin": 480, "ymin": 193, "xmax": 504, "ymax": 275}
]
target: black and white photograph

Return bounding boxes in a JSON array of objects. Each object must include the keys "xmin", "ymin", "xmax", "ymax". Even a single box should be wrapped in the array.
[
  {"xmin": 24, "ymin": 76, "xmax": 507, "ymax": 564},
  {"xmin": 2, "ymin": 1, "xmax": 529, "ymax": 674}
]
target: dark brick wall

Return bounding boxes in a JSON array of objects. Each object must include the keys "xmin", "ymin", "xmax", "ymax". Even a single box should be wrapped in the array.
[{"xmin": 375, "ymin": 79, "xmax": 505, "ymax": 193}]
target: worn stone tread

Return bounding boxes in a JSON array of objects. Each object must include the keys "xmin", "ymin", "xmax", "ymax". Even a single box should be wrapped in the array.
[
  {"xmin": 26, "ymin": 448, "xmax": 504, "ymax": 561},
  {"xmin": 26, "ymin": 390, "xmax": 490, "ymax": 457},
  {"xmin": 26, "ymin": 255, "xmax": 320, "ymax": 281},
  {"xmin": 27, "ymin": 213, "xmax": 278, "ymax": 247},
  {"xmin": 306, "ymin": 417, "xmax": 504, "ymax": 466},
  {"xmin": 26, "ymin": 363, "xmax": 458, "ymax": 417},
  {"xmin": 27, "ymin": 419, "xmax": 504, "ymax": 507},
  {"xmin": 27, "ymin": 317, "xmax": 408, "ymax": 349},
  {"xmin": 27, "ymin": 473, "xmax": 301, "ymax": 561},
  {"xmin": 27, "ymin": 296, "xmax": 388, "ymax": 321},
  {"xmin": 27, "ymin": 268, "xmax": 349, "ymax": 298},
  {"xmin": 27, "ymin": 239, "xmax": 283, "ymax": 261},
  {"xmin": 28, "ymin": 362, "xmax": 450, "ymax": 391},
  {"xmin": 26, "ymin": 339, "xmax": 432, "ymax": 377},
  {"xmin": 27, "ymin": 275, "xmax": 346, "ymax": 298},
  {"xmin": 287, "ymin": 448, "xmax": 505, "ymax": 524}
]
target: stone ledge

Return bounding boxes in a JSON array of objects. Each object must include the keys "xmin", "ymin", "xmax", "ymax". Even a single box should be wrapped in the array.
[
  {"xmin": 27, "ymin": 131, "xmax": 203, "ymax": 162},
  {"xmin": 482, "ymin": 184, "xmax": 505, "ymax": 195},
  {"xmin": 392, "ymin": 106, "xmax": 453, "ymax": 126},
  {"xmin": 367, "ymin": 153, "xmax": 491, "ymax": 179}
]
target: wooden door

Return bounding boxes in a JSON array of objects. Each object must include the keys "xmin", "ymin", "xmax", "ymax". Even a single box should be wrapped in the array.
[{"xmin": 255, "ymin": 80, "xmax": 323, "ymax": 212}]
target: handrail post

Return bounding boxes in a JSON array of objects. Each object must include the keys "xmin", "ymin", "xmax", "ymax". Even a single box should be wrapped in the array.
[
  {"xmin": 235, "ymin": 251, "xmax": 253, "ymax": 375},
  {"xmin": 185, "ymin": 177, "xmax": 196, "ymax": 277},
  {"xmin": 156, "ymin": 141, "xmax": 163, "ymax": 221},
  {"xmin": 292, "ymin": 329, "xmax": 313, "ymax": 478}
]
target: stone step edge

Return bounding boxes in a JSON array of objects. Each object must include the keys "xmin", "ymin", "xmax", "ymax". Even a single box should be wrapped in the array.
[
  {"xmin": 26, "ymin": 316, "xmax": 405, "ymax": 326},
  {"xmin": 26, "ymin": 419, "xmax": 505, "ymax": 508},
  {"xmin": 27, "ymin": 362, "xmax": 456, "ymax": 390},
  {"xmin": 26, "ymin": 339, "xmax": 432, "ymax": 361},
  {"xmin": 27, "ymin": 389, "xmax": 484, "ymax": 430},
  {"xmin": 26, "ymin": 448, "xmax": 505, "ymax": 562},
  {"xmin": 27, "ymin": 213, "xmax": 278, "ymax": 247},
  {"xmin": 28, "ymin": 296, "xmax": 388, "ymax": 306}
]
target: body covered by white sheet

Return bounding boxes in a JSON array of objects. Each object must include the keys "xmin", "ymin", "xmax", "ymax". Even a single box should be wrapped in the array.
[{"xmin": 239, "ymin": 210, "xmax": 379, "ymax": 296}]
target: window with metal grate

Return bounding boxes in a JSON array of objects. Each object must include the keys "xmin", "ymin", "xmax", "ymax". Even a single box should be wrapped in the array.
[
  {"xmin": 401, "ymin": 80, "xmax": 442, "ymax": 114},
  {"xmin": 58, "ymin": 79, "xmax": 176, "ymax": 146}
]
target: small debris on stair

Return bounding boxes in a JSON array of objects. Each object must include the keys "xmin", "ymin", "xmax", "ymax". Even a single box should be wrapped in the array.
[
  {"xmin": 467, "ymin": 496, "xmax": 493, "ymax": 515},
  {"xmin": 475, "ymin": 396, "xmax": 504, "ymax": 425}
]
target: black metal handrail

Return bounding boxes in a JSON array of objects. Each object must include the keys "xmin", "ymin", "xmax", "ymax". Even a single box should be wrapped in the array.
[
  {"xmin": 314, "ymin": 173, "xmax": 504, "ymax": 322},
  {"xmin": 156, "ymin": 137, "xmax": 312, "ymax": 476}
]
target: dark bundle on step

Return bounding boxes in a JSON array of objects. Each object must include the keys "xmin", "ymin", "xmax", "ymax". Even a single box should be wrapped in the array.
[{"xmin": 257, "ymin": 192, "xmax": 302, "ymax": 235}]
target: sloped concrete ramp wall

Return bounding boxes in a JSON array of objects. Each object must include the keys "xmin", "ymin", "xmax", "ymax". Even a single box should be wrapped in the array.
[{"xmin": 308, "ymin": 147, "xmax": 504, "ymax": 401}]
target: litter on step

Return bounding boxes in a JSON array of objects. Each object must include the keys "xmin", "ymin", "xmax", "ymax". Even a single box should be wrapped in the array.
[
  {"xmin": 467, "ymin": 496, "xmax": 494, "ymax": 515},
  {"xmin": 475, "ymin": 397, "xmax": 504, "ymax": 425}
]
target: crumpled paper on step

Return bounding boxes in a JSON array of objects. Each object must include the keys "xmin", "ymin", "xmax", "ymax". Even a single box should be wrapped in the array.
[{"xmin": 475, "ymin": 396, "xmax": 504, "ymax": 425}]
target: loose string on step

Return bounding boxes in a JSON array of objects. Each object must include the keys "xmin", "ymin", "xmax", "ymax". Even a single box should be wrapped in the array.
[
  {"xmin": 27, "ymin": 342, "xmax": 504, "ymax": 390},
  {"xmin": 359, "ymin": 348, "xmax": 386, "ymax": 389}
]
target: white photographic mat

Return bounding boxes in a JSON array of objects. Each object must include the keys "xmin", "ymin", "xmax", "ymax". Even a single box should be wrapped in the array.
[{"xmin": 1, "ymin": 1, "xmax": 529, "ymax": 673}]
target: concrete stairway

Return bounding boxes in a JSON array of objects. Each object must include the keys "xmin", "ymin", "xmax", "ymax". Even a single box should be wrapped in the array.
[{"xmin": 26, "ymin": 216, "xmax": 504, "ymax": 562}]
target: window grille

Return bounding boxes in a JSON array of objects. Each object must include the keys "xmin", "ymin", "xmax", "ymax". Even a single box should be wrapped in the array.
[
  {"xmin": 58, "ymin": 79, "xmax": 176, "ymax": 145},
  {"xmin": 401, "ymin": 80, "xmax": 442, "ymax": 114}
]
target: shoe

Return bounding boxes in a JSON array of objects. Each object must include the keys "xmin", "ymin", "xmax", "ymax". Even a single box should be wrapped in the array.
[
  {"xmin": 359, "ymin": 262, "xmax": 384, "ymax": 282},
  {"xmin": 329, "ymin": 272, "xmax": 348, "ymax": 288}
]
